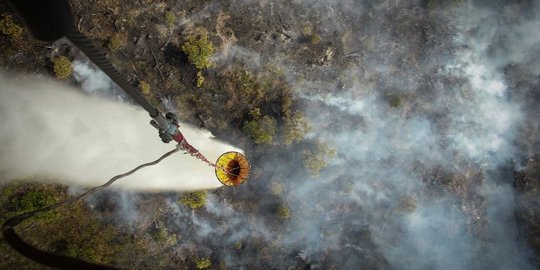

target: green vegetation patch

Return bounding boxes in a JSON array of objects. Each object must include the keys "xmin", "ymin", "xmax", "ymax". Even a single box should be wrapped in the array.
[
  {"xmin": 0, "ymin": 182, "xmax": 119, "ymax": 266},
  {"xmin": 0, "ymin": 181, "xmax": 64, "ymax": 222},
  {"xmin": 139, "ymin": 80, "xmax": 151, "ymax": 95},
  {"xmin": 388, "ymin": 95, "xmax": 402, "ymax": 108},
  {"xmin": 164, "ymin": 11, "xmax": 176, "ymax": 26},
  {"xmin": 302, "ymin": 142, "xmax": 337, "ymax": 177},
  {"xmin": 0, "ymin": 15, "xmax": 23, "ymax": 40},
  {"xmin": 195, "ymin": 257, "xmax": 212, "ymax": 269},
  {"xmin": 151, "ymin": 226, "xmax": 178, "ymax": 247},
  {"xmin": 53, "ymin": 56, "xmax": 73, "ymax": 80},
  {"xmin": 243, "ymin": 115, "xmax": 277, "ymax": 144},
  {"xmin": 179, "ymin": 191, "xmax": 207, "ymax": 209},
  {"xmin": 276, "ymin": 205, "xmax": 291, "ymax": 219},
  {"xmin": 108, "ymin": 32, "xmax": 127, "ymax": 51},
  {"xmin": 283, "ymin": 111, "xmax": 311, "ymax": 145},
  {"xmin": 182, "ymin": 32, "xmax": 216, "ymax": 87}
]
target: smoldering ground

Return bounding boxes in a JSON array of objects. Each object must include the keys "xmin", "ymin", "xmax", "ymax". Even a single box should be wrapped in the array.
[
  {"xmin": 150, "ymin": 0, "xmax": 539, "ymax": 269},
  {"xmin": 2, "ymin": 0, "xmax": 539, "ymax": 269}
]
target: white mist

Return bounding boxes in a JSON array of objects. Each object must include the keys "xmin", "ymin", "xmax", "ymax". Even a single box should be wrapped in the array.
[{"xmin": 0, "ymin": 73, "xmax": 239, "ymax": 191}]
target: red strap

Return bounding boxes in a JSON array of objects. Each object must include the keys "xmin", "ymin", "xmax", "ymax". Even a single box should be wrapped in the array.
[{"xmin": 174, "ymin": 131, "xmax": 215, "ymax": 166}]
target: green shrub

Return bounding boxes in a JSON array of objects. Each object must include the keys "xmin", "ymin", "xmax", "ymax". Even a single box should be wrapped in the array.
[
  {"xmin": 179, "ymin": 191, "xmax": 207, "ymax": 209},
  {"xmin": 276, "ymin": 205, "xmax": 291, "ymax": 219},
  {"xmin": 13, "ymin": 190, "xmax": 55, "ymax": 212},
  {"xmin": 182, "ymin": 33, "xmax": 216, "ymax": 70},
  {"xmin": 0, "ymin": 182, "xmax": 64, "ymax": 222},
  {"xmin": 283, "ymin": 111, "xmax": 311, "ymax": 144},
  {"xmin": 243, "ymin": 115, "xmax": 277, "ymax": 144},
  {"xmin": 222, "ymin": 67, "xmax": 265, "ymax": 116},
  {"xmin": 182, "ymin": 32, "xmax": 215, "ymax": 87},
  {"xmin": 108, "ymin": 33, "xmax": 126, "ymax": 51},
  {"xmin": 195, "ymin": 257, "xmax": 212, "ymax": 269},
  {"xmin": 151, "ymin": 227, "xmax": 178, "ymax": 247},
  {"xmin": 53, "ymin": 56, "xmax": 72, "ymax": 79},
  {"xmin": 302, "ymin": 142, "xmax": 337, "ymax": 177},
  {"xmin": 164, "ymin": 11, "xmax": 176, "ymax": 26},
  {"xmin": 139, "ymin": 80, "xmax": 151, "ymax": 95},
  {"xmin": 0, "ymin": 15, "xmax": 23, "ymax": 40},
  {"xmin": 308, "ymin": 33, "xmax": 321, "ymax": 45},
  {"xmin": 281, "ymin": 90, "xmax": 293, "ymax": 114},
  {"xmin": 196, "ymin": 71, "xmax": 205, "ymax": 88},
  {"xmin": 398, "ymin": 195, "xmax": 417, "ymax": 214},
  {"xmin": 388, "ymin": 95, "xmax": 402, "ymax": 108}
]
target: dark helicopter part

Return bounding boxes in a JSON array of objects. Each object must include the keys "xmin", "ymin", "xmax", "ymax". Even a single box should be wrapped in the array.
[
  {"xmin": 9, "ymin": 0, "xmax": 73, "ymax": 41},
  {"xmin": 9, "ymin": 0, "xmax": 169, "ymax": 131},
  {"xmin": 65, "ymin": 31, "xmax": 165, "ymax": 122}
]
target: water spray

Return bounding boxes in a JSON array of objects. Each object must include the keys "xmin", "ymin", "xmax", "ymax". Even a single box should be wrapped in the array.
[{"xmin": 10, "ymin": 0, "xmax": 250, "ymax": 187}]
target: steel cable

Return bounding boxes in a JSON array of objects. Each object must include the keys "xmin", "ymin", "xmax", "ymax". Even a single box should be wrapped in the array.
[{"xmin": 65, "ymin": 30, "xmax": 160, "ymax": 117}]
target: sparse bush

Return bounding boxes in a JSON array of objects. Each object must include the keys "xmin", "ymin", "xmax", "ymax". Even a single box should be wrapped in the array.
[
  {"xmin": 179, "ymin": 191, "xmax": 207, "ymax": 209},
  {"xmin": 196, "ymin": 71, "xmax": 205, "ymax": 88},
  {"xmin": 281, "ymin": 90, "xmax": 293, "ymax": 114},
  {"xmin": 249, "ymin": 107, "xmax": 261, "ymax": 119},
  {"xmin": 164, "ymin": 11, "xmax": 176, "ymax": 26},
  {"xmin": 151, "ymin": 227, "xmax": 178, "ymax": 247},
  {"xmin": 277, "ymin": 205, "xmax": 291, "ymax": 219},
  {"xmin": 283, "ymin": 111, "xmax": 311, "ymax": 144},
  {"xmin": 270, "ymin": 182, "xmax": 284, "ymax": 195},
  {"xmin": 299, "ymin": 27, "xmax": 321, "ymax": 45},
  {"xmin": 108, "ymin": 33, "xmax": 126, "ymax": 51},
  {"xmin": 13, "ymin": 189, "xmax": 56, "ymax": 212},
  {"xmin": 53, "ymin": 56, "xmax": 72, "ymax": 79},
  {"xmin": 222, "ymin": 67, "xmax": 266, "ymax": 117},
  {"xmin": 243, "ymin": 115, "xmax": 277, "ymax": 144},
  {"xmin": 195, "ymin": 257, "xmax": 212, "ymax": 269},
  {"xmin": 182, "ymin": 32, "xmax": 215, "ymax": 87},
  {"xmin": 302, "ymin": 142, "xmax": 337, "ymax": 177},
  {"xmin": 308, "ymin": 33, "xmax": 321, "ymax": 45},
  {"xmin": 398, "ymin": 195, "xmax": 417, "ymax": 214},
  {"xmin": 0, "ymin": 182, "xmax": 64, "ymax": 223},
  {"xmin": 446, "ymin": 176, "xmax": 466, "ymax": 195},
  {"xmin": 139, "ymin": 80, "xmax": 151, "ymax": 95},
  {"xmin": 0, "ymin": 15, "xmax": 23, "ymax": 40},
  {"xmin": 388, "ymin": 95, "xmax": 402, "ymax": 108}
]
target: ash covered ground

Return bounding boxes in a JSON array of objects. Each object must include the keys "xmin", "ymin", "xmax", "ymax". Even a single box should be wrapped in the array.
[{"xmin": 1, "ymin": 0, "xmax": 540, "ymax": 269}]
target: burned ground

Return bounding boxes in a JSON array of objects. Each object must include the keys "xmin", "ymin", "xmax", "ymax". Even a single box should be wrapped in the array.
[{"xmin": 1, "ymin": 0, "xmax": 540, "ymax": 269}]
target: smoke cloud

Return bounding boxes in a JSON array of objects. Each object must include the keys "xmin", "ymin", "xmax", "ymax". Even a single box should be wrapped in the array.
[{"xmin": 154, "ymin": 0, "xmax": 539, "ymax": 268}]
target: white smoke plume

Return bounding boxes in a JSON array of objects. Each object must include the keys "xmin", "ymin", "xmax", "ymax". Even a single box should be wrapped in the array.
[
  {"xmin": 0, "ymin": 72, "xmax": 239, "ymax": 191},
  {"xmin": 72, "ymin": 60, "xmax": 126, "ymax": 102},
  {"xmin": 120, "ymin": 1, "xmax": 538, "ymax": 268},
  {"xmin": 285, "ymin": 1, "xmax": 537, "ymax": 269}
]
